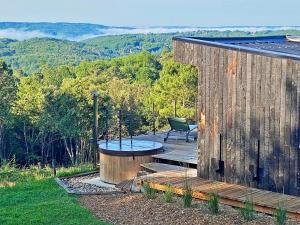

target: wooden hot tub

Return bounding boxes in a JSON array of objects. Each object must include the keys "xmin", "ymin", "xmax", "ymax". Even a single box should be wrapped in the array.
[{"xmin": 98, "ymin": 139, "xmax": 163, "ymax": 184}]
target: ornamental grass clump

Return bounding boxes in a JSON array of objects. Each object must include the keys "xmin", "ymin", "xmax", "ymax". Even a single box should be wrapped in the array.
[
  {"xmin": 240, "ymin": 198, "xmax": 255, "ymax": 221},
  {"xmin": 182, "ymin": 182, "xmax": 192, "ymax": 208},
  {"xmin": 163, "ymin": 184, "xmax": 173, "ymax": 203},
  {"xmin": 142, "ymin": 182, "xmax": 156, "ymax": 199},
  {"xmin": 207, "ymin": 192, "xmax": 220, "ymax": 214},
  {"xmin": 274, "ymin": 202, "xmax": 287, "ymax": 225}
]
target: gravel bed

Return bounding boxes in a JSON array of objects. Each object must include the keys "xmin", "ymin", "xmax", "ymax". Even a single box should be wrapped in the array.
[
  {"xmin": 79, "ymin": 193, "xmax": 300, "ymax": 225},
  {"xmin": 61, "ymin": 173, "xmax": 120, "ymax": 194}
]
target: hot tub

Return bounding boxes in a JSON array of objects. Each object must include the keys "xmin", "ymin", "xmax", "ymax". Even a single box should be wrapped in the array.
[{"xmin": 98, "ymin": 139, "xmax": 163, "ymax": 184}]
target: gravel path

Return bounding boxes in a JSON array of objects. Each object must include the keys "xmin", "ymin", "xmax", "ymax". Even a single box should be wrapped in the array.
[
  {"xmin": 79, "ymin": 193, "xmax": 300, "ymax": 225},
  {"xmin": 61, "ymin": 173, "xmax": 120, "ymax": 194}
]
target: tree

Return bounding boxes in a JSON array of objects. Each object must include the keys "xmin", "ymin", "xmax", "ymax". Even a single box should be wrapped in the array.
[
  {"xmin": 147, "ymin": 52, "xmax": 198, "ymax": 126},
  {"xmin": 0, "ymin": 59, "xmax": 17, "ymax": 161}
]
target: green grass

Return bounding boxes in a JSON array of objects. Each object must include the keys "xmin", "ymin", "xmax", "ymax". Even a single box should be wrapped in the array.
[
  {"xmin": 0, "ymin": 164, "xmax": 110, "ymax": 225},
  {"xmin": 142, "ymin": 182, "xmax": 157, "ymax": 199},
  {"xmin": 162, "ymin": 184, "xmax": 173, "ymax": 203},
  {"xmin": 274, "ymin": 202, "xmax": 287, "ymax": 225},
  {"xmin": 182, "ymin": 182, "xmax": 193, "ymax": 208},
  {"xmin": 207, "ymin": 192, "xmax": 220, "ymax": 214},
  {"xmin": 240, "ymin": 197, "xmax": 255, "ymax": 221}
]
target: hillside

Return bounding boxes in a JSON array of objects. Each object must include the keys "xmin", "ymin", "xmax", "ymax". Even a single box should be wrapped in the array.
[
  {"xmin": 0, "ymin": 22, "xmax": 123, "ymax": 40},
  {"xmin": 1, "ymin": 29, "xmax": 300, "ymax": 74}
]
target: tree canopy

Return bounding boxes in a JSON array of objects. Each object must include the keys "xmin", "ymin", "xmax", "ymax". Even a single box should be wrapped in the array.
[{"xmin": 0, "ymin": 50, "xmax": 197, "ymax": 166}]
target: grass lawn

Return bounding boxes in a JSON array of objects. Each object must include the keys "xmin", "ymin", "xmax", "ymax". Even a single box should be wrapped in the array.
[{"xmin": 0, "ymin": 164, "xmax": 111, "ymax": 225}]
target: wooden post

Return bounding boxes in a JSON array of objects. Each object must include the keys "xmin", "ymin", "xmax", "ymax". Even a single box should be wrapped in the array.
[
  {"xmin": 152, "ymin": 102, "xmax": 156, "ymax": 135},
  {"xmin": 173, "ymin": 99, "xmax": 177, "ymax": 117},
  {"xmin": 92, "ymin": 91, "xmax": 99, "ymax": 169},
  {"xmin": 51, "ymin": 159, "xmax": 56, "ymax": 176},
  {"xmin": 105, "ymin": 108, "xmax": 109, "ymax": 143},
  {"xmin": 195, "ymin": 99, "xmax": 198, "ymax": 122},
  {"xmin": 118, "ymin": 110, "xmax": 122, "ymax": 148}
]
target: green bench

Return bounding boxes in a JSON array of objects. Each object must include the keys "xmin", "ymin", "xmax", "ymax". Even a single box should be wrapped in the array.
[{"xmin": 164, "ymin": 117, "xmax": 197, "ymax": 142}]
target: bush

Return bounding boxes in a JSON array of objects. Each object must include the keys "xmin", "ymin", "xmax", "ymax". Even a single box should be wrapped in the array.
[
  {"xmin": 0, "ymin": 163, "xmax": 95, "ymax": 186},
  {"xmin": 182, "ymin": 182, "xmax": 193, "ymax": 208},
  {"xmin": 163, "ymin": 184, "xmax": 173, "ymax": 203},
  {"xmin": 274, "ymin": 202, "xmax": 287, "ymax": 225},
  {"xmin": 240, "ymin": 198, "xmax": 255, "ymax": 221},
  {"xmin": 207, "ymin": 192, "xmax": 220, "ymax": 214},
  {"xmin": 142, "ymin": 182, "xmax": 156, "ymax": 199}
]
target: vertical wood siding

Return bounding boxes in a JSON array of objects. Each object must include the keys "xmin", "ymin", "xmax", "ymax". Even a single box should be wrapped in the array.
[{"xmin": 173, "ymin": 39, "xmax": 300, "ymax": 196}]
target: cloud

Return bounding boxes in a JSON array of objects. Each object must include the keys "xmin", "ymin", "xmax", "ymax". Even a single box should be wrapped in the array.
[
  {"xmin": 0, "ymin": 28, "xmax": 51, "ymax": 40},
  {"xmin": 100, "ymin": 27, "xmax": 203, "ymax": 36},
  {"xmin": 0, "ymin": 26, "xmax": 300, "ymax": 41},
  {"xmin": 101, "ymin": 26, "xmax": 300, "ymax": 36},
  {"xmin": 81, "ymin": 26, "xmax": 300, "ymax": 40}
]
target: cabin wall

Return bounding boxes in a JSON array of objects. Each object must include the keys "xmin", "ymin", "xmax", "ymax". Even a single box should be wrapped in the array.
[{"xmin": 173, "ymin": 39, "xmax": 300, "ymax": 195}]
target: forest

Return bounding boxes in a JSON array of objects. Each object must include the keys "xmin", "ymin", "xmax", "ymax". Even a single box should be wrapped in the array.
[
  {"xmin": 1, "ymin": 29, "xmax": 300, "ymax": 73},
  {"xmin": 0, "ymin": 50, "xmax": 197, "ymax": 167},
  {"xmin": 1, "ymin": 29, "xmax": 299, "ymax": 167}
]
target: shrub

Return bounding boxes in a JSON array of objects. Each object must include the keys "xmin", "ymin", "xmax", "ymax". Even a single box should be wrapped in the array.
[
  {"xmin": 207, "ymin": 192, "xmax": 220, "ymax": 214},
  {"xmin": 163, "ymin": 184, "xmax": 173, "ymax": 203},
  {"xmin": 240, "ymin": 198, "xmax": 255, "ymax": 221},
  {"xmin": 142, "ymin": 182, "xmax": 156, "ymax": 199},
  {"xmin": 182, "ymin": 182, "xmax": 193, "ymax": 208},
  {"xmin": 274, "ymin": 202, "xmax": 287, "ymax": 225},
  {"xmin": 0, "ymin": 163, "xmax": 95, "ymax": 186}
]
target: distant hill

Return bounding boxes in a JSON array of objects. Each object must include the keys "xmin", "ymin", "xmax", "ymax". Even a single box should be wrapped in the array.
[
  {"xmin": 1, "ymin": 22, "xmax": 300, "ymax": 41},
  {"xmin": 1, "ymin": 27, "xmax": 300, "ymax": 74},
  {"xmin": 0, "ymin": 22, "xmax": 120, "ymax": 40}
]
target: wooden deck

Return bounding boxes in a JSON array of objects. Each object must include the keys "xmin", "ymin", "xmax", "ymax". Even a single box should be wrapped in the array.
[
  {"xmin": 134, "ymin": 132, "xmax": 197, "ymax": 167},
  {"xmin": 138, "ymin": 170, "xmax": 300, "ymax": 220},
  {"xmin": 131, "ymin": 132, "xmax": 300, "ymax": 220}
]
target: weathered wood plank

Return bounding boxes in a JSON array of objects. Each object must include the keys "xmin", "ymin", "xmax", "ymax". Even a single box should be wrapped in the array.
[
  {"xmin": 204, "ymin": 46, "xmax": 211, "ymax": 179},
  {"xmin": 284, "ymin": 59, "xmax": 291, "ymax": 194},
  {"xmin": 289, "ymin": 61, "xmax": 296, "ymax": 195},
  {"xmin": 274, "ymin": 58, "xmax": 282, "ymax": 192},
  {"xmin": 254, "ymin": 55, "xmax": 262, "ymax": 188},
  {"xmin": 283, "ymin": 59, "xmax": 290, "ymax": 194},
  {"xmin": 240, "ymin": 52, "xmax": 247, "ymax": 184},
  {"xmin": 199, "ymin": 45, "xmax": 206, "ymax": 176},
  {"xmin": 231, "ymin": 50, "xmax": 237, "ymax": 184},
  {"xmin": 211, "ymin": 47, "xmax": 220, "ymax": 181},
  {"xmin": 249, "ymin": 54, "xmax": 257, "ymax": 188},
  {"xmin": 217, "ymin": 48, "xmax": 225, "ymax": 182},
  {"xmin": 295, "ymin": 61, "xmax": 300, "ymax": 195},
  {"xmin": 245, "ymin": 53, "xmax": 252, "ymax": 186},
  {"xmin": 195, "ymin": 44, "xmax": 202, "ymax": 176},
  {"xmin": 269, "ymin": 58, "xmax": 276, "ymax": 191},
  {"xmin": 209, "ymin": 46, "xmax": 216, "ymax": 180},
  {"xmin": 223, "ymin": 49, "xmax": 230, "ymax": 182},
  {"xmin": 259, "ymin": 56, "xmax": 266, "ymax": 189},
  {"xmin": 263, "ymin": 56, "xmax": 272, "ymax": 190},
  {"xmin": 235, "ymin": 51, "xmax": 242, "ymax": 184}
]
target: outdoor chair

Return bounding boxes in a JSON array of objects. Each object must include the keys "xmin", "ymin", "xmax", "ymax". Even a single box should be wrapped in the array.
[{"xmin": 164, "ymin": 117, "xmax": 197, "ymax": 142}]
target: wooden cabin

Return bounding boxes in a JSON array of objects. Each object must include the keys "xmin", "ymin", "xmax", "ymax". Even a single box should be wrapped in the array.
[{"xmin": 173, "ymin": 36, "xmax": 300, "ymax": 196}]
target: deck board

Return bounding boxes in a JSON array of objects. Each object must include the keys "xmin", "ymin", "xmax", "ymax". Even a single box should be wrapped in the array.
[
  {"xmin": 133, "ymin": 132, "xmax": 300, "ymax": 219},
  {"xmin": 134, "ymin": 132, "xmax": 197, "ymax": 166},
  {"xmin": 139, "ymin": 170, "xmax": 300, "ymax": 220}
]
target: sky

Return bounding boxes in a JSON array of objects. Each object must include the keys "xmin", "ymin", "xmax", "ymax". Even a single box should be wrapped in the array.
[{"xmin": 0, "ymin": 0, "xmax": 299, "ymax": 27}]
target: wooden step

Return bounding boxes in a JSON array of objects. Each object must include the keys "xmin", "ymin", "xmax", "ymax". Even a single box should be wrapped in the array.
[
  {"xmin": 139, "ymin": 172, "xmax": 300, "ymax": 220},
  {"xmin": 141, "ymin": 162, "xmax": 197, "ymax": 174}
]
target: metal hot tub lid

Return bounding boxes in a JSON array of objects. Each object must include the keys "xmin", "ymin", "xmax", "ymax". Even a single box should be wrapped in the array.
[{"xmin": 98, "ymin": 139, "xmax": 163, "ymax": 156}]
